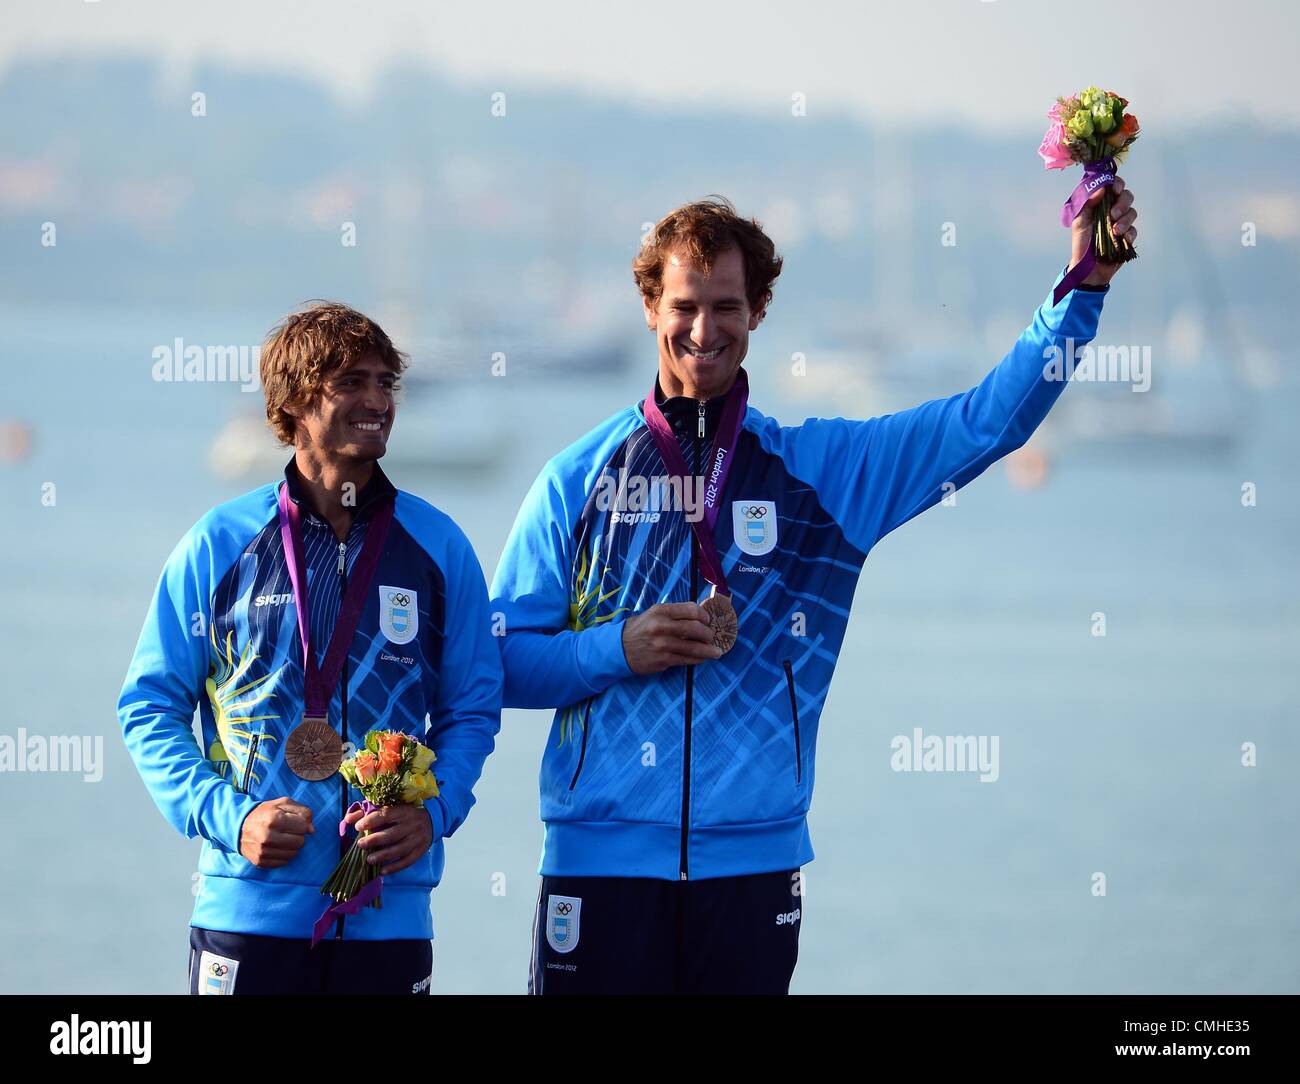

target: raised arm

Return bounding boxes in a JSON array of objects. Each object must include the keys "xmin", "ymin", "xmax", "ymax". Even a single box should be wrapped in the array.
[{"xmin": 772, "ymin": 269, "xmax": 1109, "ymax": 554}]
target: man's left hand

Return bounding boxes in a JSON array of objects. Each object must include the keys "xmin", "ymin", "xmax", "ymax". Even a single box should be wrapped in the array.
[
  {"xmin": 348, "ymin": 804, "xmax": 435, "ymax": 875},
  {"xmin": 1070, "ymin": 174, "xmax": 1138, "ymax": 288}
]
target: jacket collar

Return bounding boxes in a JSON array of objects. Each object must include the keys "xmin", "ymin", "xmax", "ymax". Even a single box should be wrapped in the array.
[
  {"xmin": 282, "ymin": 457, "xmax": 397, "ymax": 525},
  {"xmin": 653, "ymin": 377, "xmax": 730, "ymax": 442}
]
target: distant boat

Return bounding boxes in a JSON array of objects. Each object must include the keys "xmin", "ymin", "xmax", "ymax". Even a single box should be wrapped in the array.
[
  {"xmin": 1045, "ymin": 371, "xmax": 1241, "ymax": 459},
  {"xmin": 772, "ymin": 348, "xmax": 885, "ymax": 419},
  {"xmin": 398, "ymin": 327, "xmax": 634, "ymax": 382},
  {"xmin": 208, "ymin": 379, "xmax": 513, "ymax": 479},
  {"xmin": 209, "ymin": 326, "xmax": 634, "ymax": 480}
]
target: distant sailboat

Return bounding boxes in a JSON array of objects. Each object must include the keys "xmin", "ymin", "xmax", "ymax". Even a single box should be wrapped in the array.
[
  {"xmin": 207, "ymin": 379, "xmax": 514, "ymax": 480},
  {"xmin": 207, "ymin": 328, "xmax": 633, "ymax": 480}
]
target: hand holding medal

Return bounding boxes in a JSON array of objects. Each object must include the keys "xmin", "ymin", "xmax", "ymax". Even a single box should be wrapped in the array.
[{"xmin": 620, "ymin": 601, "xmax": 725, "ymax": 673}]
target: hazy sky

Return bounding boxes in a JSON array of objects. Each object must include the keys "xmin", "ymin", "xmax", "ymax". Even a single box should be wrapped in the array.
[{"xmin": 4, "ymin": 0, "xmax": 1299, "ymax": 132}]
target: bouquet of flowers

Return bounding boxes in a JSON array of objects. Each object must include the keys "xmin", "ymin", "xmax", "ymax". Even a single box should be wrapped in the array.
[
  {"xmin": 1039, "ymin": 87, "xmax": 1139, "ymax": 301},
  {"xmin": 311, "ymin": 729, "xmax": 440, "ymax": 946}
]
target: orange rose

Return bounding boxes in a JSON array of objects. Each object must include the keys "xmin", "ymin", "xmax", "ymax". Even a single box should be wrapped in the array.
[
  {"xmin": 355, "ymin": 751, "xmax": 378, "ymax": 784},
  {"xmin": 378, "ymin": 732, "xmax": 405, "ymax": 774},
  {"xmin": 1123, "ymin": 113, "xmax": 1139, "ymax": 135},
  {"xmin": 1107, "ymin": 113, "xmax": 1139, "ymax": 147}
]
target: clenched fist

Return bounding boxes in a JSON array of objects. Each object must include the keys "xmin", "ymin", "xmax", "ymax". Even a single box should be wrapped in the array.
[{"xmin": 239, "ymin": 796, "xmax": 314, "ymax": 868}]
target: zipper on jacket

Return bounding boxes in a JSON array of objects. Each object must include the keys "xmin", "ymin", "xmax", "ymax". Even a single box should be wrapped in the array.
[
  {"xmin": 783, "ymin": 659, "xmax": 803, "ymax": 784},
  {"xmin": 567, "ymin": 699, "xmax": 594, "ymax": 790},
  {"xmin": 680, "ymin": 402, "xmax": 706, "ymax": 880},
  {"xmin": 335, "ymin": 537, "xmax": 349, "ymax": 942},
  {"xmin": 238, "ymin": 734, "xmax": 261, "ymax": 794},
  {"xmin": 681, "ymin": 541, "xmax": 695, "ymax": 882}
]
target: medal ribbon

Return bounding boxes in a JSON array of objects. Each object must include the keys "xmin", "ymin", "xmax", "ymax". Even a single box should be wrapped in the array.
[
  {"xmin": 277, "ymin": 481, "xmax": 394, "ymax": 720},
  {"xmin": 641, "ymin": 368, "xmax": 749, "ymax": 597}
]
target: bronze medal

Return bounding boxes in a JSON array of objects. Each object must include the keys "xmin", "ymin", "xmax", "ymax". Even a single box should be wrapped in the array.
[
  {"xmin": 285, "ymin": 714, "xmax": 343, "ymax": 781},
  {"xmin": 701, "ymin": 593, "xmax": 738, "ymax": 654}
]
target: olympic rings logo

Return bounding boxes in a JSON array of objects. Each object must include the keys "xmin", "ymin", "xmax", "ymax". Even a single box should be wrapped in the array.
[
  {"xmin": 554, "ymin": 901, "xmax": 573, "ymax": 915},
  {"xmin": 743, "ymin": 506, "xmax": 767, "ymax": 518},
  {"xmin": 207, "ymin": 962, "xmax": 229, "ymax": 977},
  {"xmin": 389, "ymin": 592, "xmax": 411, "ymax": 607}
]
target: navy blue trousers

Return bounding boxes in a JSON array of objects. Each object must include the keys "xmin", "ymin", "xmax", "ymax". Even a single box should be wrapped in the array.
[
  {"xmin": 529, "ymin": 869, "xmax": 803, "ymax": 994},
  {"xmin": 188, "ymin": 926, "xmax": 433, "ymax": 995}
]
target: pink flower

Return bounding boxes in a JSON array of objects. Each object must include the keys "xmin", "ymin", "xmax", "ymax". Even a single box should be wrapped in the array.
[{"xmin": 1038, "ymin": 121, "xmax": 1074, "ymax": 170}]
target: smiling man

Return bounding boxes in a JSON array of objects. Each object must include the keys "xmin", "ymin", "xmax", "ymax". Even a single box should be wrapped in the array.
[
  {"xmin": 118, "ymin": 302, "xmax": 501, "ymax": 994},
  {"xmin": 491, "ymin": 189, "xmax": 1137, "ymax": 994}
]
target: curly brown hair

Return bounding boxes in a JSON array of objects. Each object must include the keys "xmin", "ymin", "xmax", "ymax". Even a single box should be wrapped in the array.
[
  {"xmin": 633, "ymin": 196, "xmax": 783, "ymax": 314},
  {"xmin": 260, "ymin": 301, "xmax": 408, "ymax": 446}
]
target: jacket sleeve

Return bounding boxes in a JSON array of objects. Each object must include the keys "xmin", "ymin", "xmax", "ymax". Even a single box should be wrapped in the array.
[
  {"xmin": 422, "ymin": 525, "xmax": 503, "ymax": 842},
  {"xmin": 117, "ymin": 519, "xmax": 260, "ymax": 855},
  {"xmin": 489, "ymin": 462, "xmax": 633, "ymax": 710},
  {"xmin": 777, "ymin": 271, "xmax": 1108, "ymax": 554}
]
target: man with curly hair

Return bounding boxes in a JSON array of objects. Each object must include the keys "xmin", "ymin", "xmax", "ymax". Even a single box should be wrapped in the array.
[
  {"xmin": 492, "ymin": 186, "xmax": 1136, "ymax": 994},
  {"xmin": 119, "ymin": 302, "xmax": 501, "ymax": 994}
]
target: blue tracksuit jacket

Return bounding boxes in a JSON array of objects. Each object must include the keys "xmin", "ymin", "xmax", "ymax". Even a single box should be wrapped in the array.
[
  {"xmin": 118, "ymin": 462, "xmax": 502, "ymax": 939},
  {"xmin": 489, "ymin": 272, "xmax": 1107, "ymax": 881}
]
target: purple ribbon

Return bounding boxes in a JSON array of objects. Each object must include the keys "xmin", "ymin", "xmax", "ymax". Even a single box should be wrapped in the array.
[
  {"xmin": 339, "ymin": 799, "xmax": 378, "ymax": 834},
  {"xmin": 277, "ymin": 483, "xmax": 394, "ymax": 720},
  {"xmin": 310, "ymin": 800, "xmax": 382, "ymax": 948},
  {"xmin": 1053, "ymin": 156, "xmax": 1116, "ymax": 306},
  {"xmin": 641, "ymin": 369, "xmax": 749, "ymax": 597}
]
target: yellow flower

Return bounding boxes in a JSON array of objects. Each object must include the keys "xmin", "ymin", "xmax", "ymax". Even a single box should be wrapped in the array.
[
  {"xmin": 1067, "ymin": 110, "xmax": 1094, "ymax": 139},
  {"xmin": 400, "ymin": 769, "xmax": 440, "ymax": 804},
  {"xmin": 1079, "ymin": 85, "xmax": 1102, "ymax": 108},
  {"xmin": 411, "ymin": 743, "xmax": 437, "ymax": 774}
]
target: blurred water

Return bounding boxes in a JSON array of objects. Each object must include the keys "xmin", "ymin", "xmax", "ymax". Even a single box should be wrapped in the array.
[{"xmin": 0, "ymin": 304, "xmax": 1296, "ymax": 993}]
